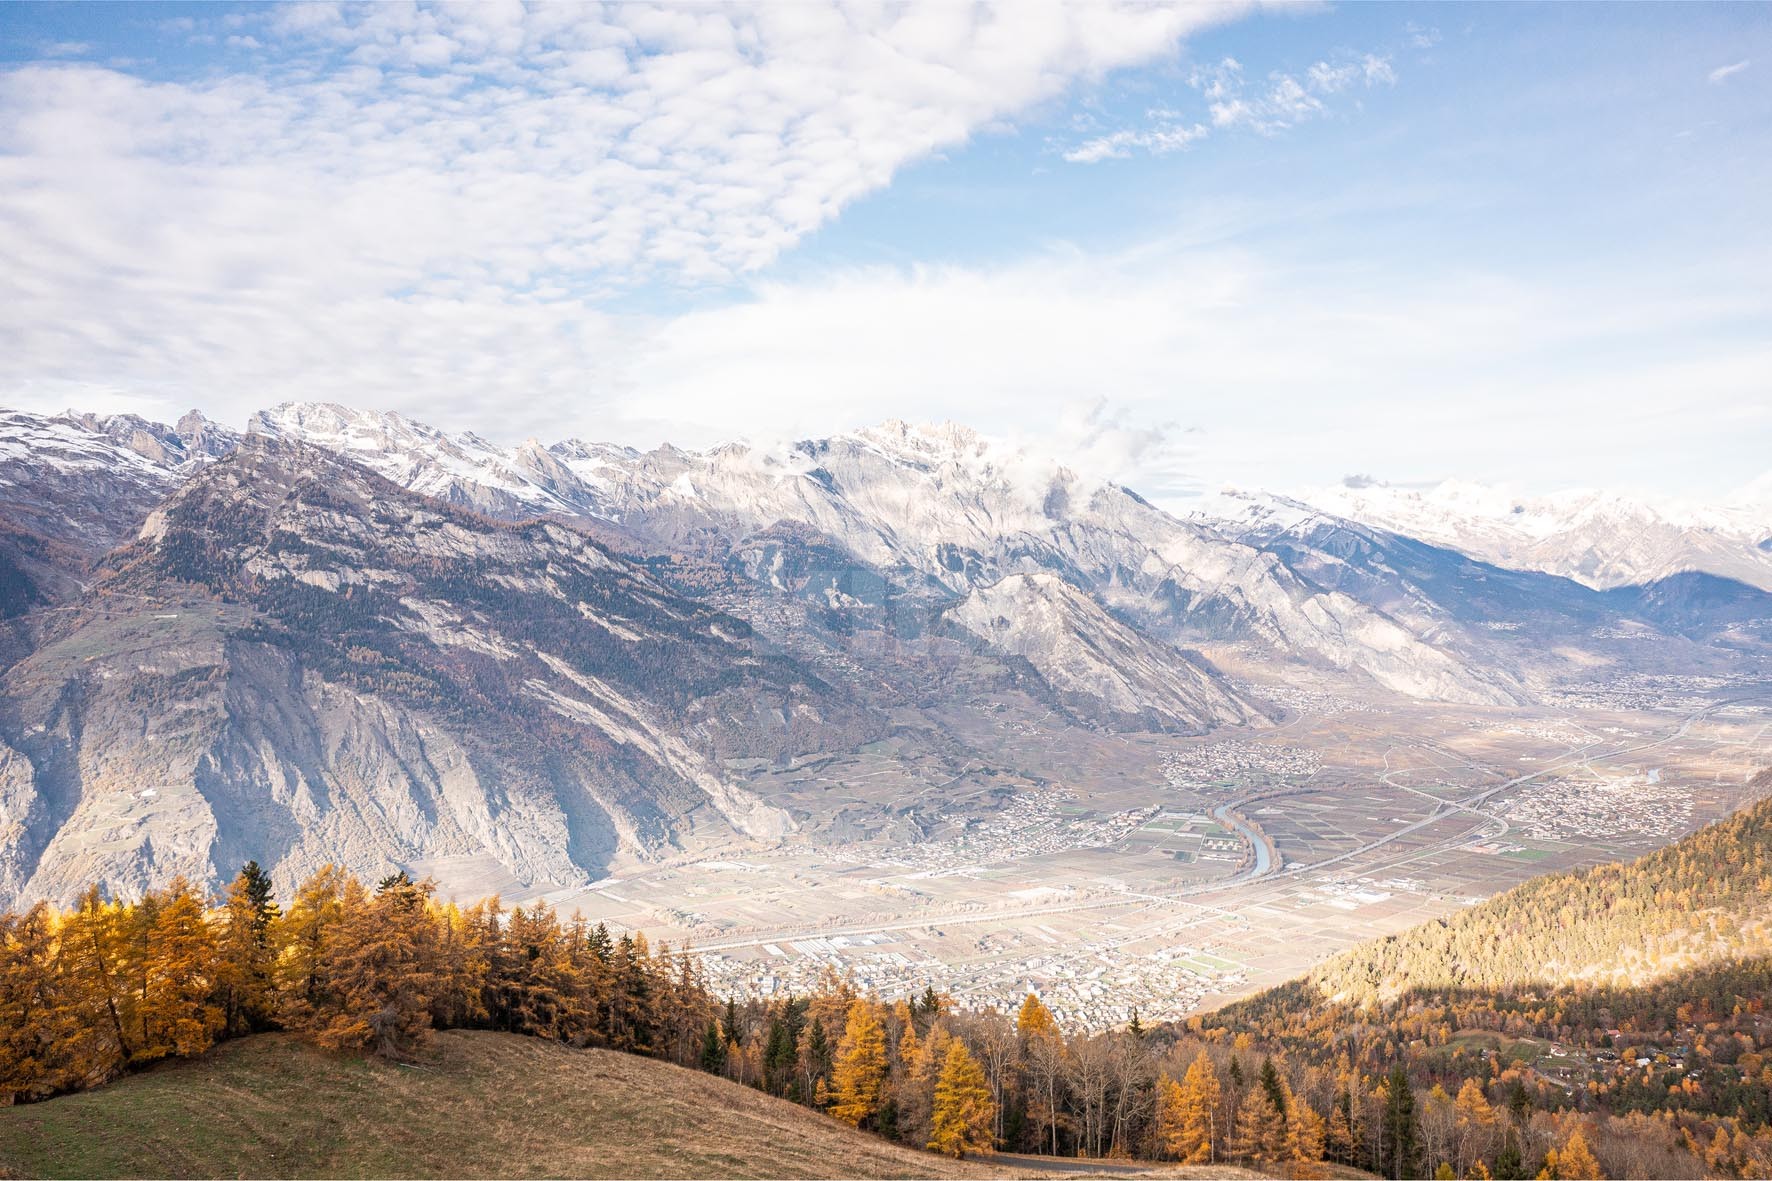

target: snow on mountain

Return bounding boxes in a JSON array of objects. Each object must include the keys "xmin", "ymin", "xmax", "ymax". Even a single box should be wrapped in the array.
[
  {"xmin": 246, "ymin": 409, "xmax": 1523, "ymax": 705},
  {"xmin": 0, "ymin": 410, "xmax": 184, "ymax": 558},
  {"xmin": 947, "ymin": 573, "xmax": 1266, "ymax": 732},
  {"xmin": 248, "ymin": 402, "xmax": 608, "ymax": 522},
  {"xmin": 559, "ymin": 420, "xmax": 1523, "ymax": 706},
  {"xmin": 59, "ymin": 409, "xmax": 239, "ymax": 471},
  {"xmin": 33, "ymin": 401, "xmax": 1765, "ymax": 712},
  {"xmin": 1303, "ymin": 480, "xmax": 1772, "ymax": 592},
  {"xmin": 2, "ymin": 435, "xmax": 832, "ymax": 908}
]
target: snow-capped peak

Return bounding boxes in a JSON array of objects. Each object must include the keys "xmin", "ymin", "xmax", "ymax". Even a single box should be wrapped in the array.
[
  {"xmin": 1300, "ymin": 477, "xmax": 1772, "ymax": 590},
  {"xmin": 249, "ymin": 401, "xmax": 607, "ymax": 520}
]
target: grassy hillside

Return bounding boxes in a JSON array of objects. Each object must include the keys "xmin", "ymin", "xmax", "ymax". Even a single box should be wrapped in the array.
[{"xmin": 0, "ymin": 1030, "xmax": 1008, "ymax": 1180}]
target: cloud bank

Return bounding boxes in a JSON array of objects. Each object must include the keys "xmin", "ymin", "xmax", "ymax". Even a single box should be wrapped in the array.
[{"xmin": 0, "ymin": 0, "xmax": 1243, "ymax": 426}]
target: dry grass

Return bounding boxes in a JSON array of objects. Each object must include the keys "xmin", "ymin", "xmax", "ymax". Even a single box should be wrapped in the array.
[
  {"xmin": 0, "ymin": 1031, "xmax": 1319, "ymax": 1180},
  {"xmin": 0, "ymin": 1031, "xmax": 996, "ymax": 1179}
]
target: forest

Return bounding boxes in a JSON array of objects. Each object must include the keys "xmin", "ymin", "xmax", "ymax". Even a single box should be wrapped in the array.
[{"xmin": 7, "ymin": 836, "xmax": 1772, "ymax": 1180}]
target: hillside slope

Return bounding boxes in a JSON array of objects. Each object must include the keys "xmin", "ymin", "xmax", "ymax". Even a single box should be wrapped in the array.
[
  {"xmin": 0, "ymin": 436, "xmax": 872, "ymax": 909},
  {"xmin": 1303, "ymin": 766, "xmax": 1772, "ymax": 1004},
  {"xmin": 0, "ymin": 1030, "xmax": 998, "ymax": 1180}
]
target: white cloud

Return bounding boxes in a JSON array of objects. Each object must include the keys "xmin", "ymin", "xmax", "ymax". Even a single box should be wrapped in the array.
[
  {"xmin": 1065, "ymin": 48, "xmax": 1394, "ymax": 161},
  {"xmin": 612, "ymin": 245, "xmax": 1772, "ymax": 501},
  {"xmin": 0, "ymin": 1, "xmax": 1247, "ymax": 430},
  {"xmin": 1064, "ymin": 116, "xmax": 1209, "ymax": 163},
  {"xmin": 1709, "ymin": 59, "xmax": 1750, "ymax": 84}
]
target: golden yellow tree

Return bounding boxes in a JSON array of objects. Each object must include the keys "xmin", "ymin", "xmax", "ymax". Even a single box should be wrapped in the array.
[
  {"xmin": 1230, "ymin": 1081, "xmax": 1288, "ymax": 1168},
  {"xmin": 1554, "ymin": 1127, "xmax": 1604, "ymax": 1180},
  {"xmin": 273, "ymin": 864, "xmax": 346, "ymax": 1029},
  {"xmin": 0, "ymin": 903, "xmax": 76, "ymax": 1101},
  {"xmin": 928, "ymin": 1039, "xmax": 996, "ymax": 1158},
  {"xmin": 309, "ymin": 875, "xmax": 439, "ymax": 1056},
  {"xmin": 1016, "ymin": 992, "xmax": 1060, "ymax": 1040},
  {"xmin": 1288, "ymin": 1091, "xmax": 1328, "ymax": 1180},
  {"xmin": 830, "ymin": 998, "xmax": 888, "ymax": 1128},
  {"xmin": 134, "ymin": 878, "xmax": 222, "ymax": 1060},
  {"xmin": 1452, "ymin": 1078, "xmax": 1499, "ymax": 1177},
  {"xmin": 1179, "ymin": 1048, "xmax": 1221, "ymax": 1163},
  {"xmin": 1155, "ymin": 1074, "xmax": 1188, "ymax": 1159},
  {"xmin": 50, "ymin": 887, "xmax": 132, "ymax": 1079},
  {"xmin": 215, "ymin": 863, "xmax": 279, "ymax": 1036}
]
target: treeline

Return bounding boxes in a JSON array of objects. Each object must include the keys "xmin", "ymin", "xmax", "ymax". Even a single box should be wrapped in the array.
[
  {"xmin": 0, "ymin": 866, "xmax": 708, "ymax": 1101},
  {"xmin": 1, "ymin": 860, "xmax": 1765, "ymax": 1177}
]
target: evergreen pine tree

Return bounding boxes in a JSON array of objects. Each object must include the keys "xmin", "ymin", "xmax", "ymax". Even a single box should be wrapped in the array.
[
  {"xmin": 700, "ymin": 1017, "xmax": 727, "ymax": 1073},
  {"xmin": 1383, "ymin": 1063, "xmax": 1423, "ymax": 1180},
  {"xmin": 1494, "ymin": 1134, "xmax": 1525, "ymax": 1180}
]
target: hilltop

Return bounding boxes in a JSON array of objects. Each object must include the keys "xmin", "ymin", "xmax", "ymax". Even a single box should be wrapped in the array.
[
  {"xmin": 0, "ymin": 1030, "xmax": 995, "ymax": 1180},
  {"xmin": 0, "ymin": 1029, "xmax": 1290, "ymax": 1180}
]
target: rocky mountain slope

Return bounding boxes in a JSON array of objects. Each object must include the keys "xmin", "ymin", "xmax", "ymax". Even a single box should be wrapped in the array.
[
  {"xmin": 1304, "ymin": 477, "xmax": 1772, "ymax": 592},
  {"xmin": 945, "ymin": 572, "xmax": 1268, "ymax": 731},
  {"xmin": 1200, "ymin": 488, "xmax": 1772, "ymax": 685},
  {"xmin": 0, "ymin": 401, "xmax": 1767, "ymax": 909},
  {"xmin": 157, "ymin": 405, "xmax": 1529, "ymax": 705},
  {"xmin": 0, "ymin": 436, "xmax": 860, "ymax": 906}
]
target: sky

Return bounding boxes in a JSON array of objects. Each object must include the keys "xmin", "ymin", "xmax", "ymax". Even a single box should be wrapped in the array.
[{"xmin": 1, "ymin": 1, "xmax": 1768, "ymax": 506}]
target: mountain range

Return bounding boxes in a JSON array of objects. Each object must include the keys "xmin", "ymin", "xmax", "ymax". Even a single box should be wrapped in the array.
[{"xmin": 1, "ymin": 402, "xmax": 1767, "ymax": 908}]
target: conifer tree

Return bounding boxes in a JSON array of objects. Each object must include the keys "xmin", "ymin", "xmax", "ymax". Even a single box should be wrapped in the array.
[
  {"xmin": 134, "ymin": 878, "xmax": 221, "ymax": 1060},
  {"xmin": 0, "ymin": 903, "xmax": 72, "ymax": 1101},
  {"xmin": 274, "ymin": 864, "xmax": 346, "ymax": 1029},
  {"xmin": 799, "ymin": 1012, "xmax": 832, "ymax": 1101},
  {"xmin": 309, "ymin": 875, "xmax": 438, "ymax": 1056},
  {"xmin": 1172, "ymin": 1048, "xmax": 1221, "ymax": 1163},
  {"xmin": 1155, "ymin": 1074, "xmax": 1188, "ymax": 1160},
  {"xmin": 1383, "ymin": 1063, "xmax": 1423, "ymax": 1180},
  {"xmin": 831, "ymin": 999, "xmax": 888, "ymax": 1128},
  {"xmin": 1288, "ymin": 1086, "xmax": 1328, "ymax": 1179},
  {"xmin": 928, "ymin": 1039, "xmax": 995, "ymax": 1158},
  {"xmin": 216, "ymin": 864, "xmax": 279, "ymax": 1035},
  {"xmin": 1553, "ymin": 1127, "xmax": 1603, "ymax": 1180},
  {"xmin": 1016, "ymin": 992, "xmax": 1060, "ymax": 1041},
  {"xmin": 55, "ymin": 886, "xmax": 133, "ymax": 1070},
  {"xmin": 1494, "ymin": 1133, "xmax": 1526, "ymax": 1180},
  {"xmin": 1328, "ymin": 1090, "xmax": 1360, "ymax": 1165},
  {"xmin": 1258, "ymin": 1056, "xmax": 1288, "ymax": 1118},
  {"xmin": 700, "ymin": 1017, "xmax": 727, "ymax": 1073},
  {"xmin": 1231, "ymin": 1082, "xmax": 1288, "ymax": 1168},
  {"xmin": 918, "ymin": 985, "xmax": 943, "ymax": 1028}
]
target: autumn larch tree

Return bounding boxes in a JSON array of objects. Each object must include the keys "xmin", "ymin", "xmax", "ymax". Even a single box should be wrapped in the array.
[
  {"xmin": 1168, "ymin": 1048, "xmax": 1221, "ymax": 1163},
  {"xmin": 928, "ymin": 1038, "xmax": 996, "ymax": 1158},
  {"xmin": 308, "ymin": 874, "xmax": 438, "ymax": 1057},
  {"xmin": 134, "ymin": 878, "xmax": 222, "ymax": 1060},
  {"xmin": 830, "ymin": 998, "xmax": 888, "ymax": 1129}
]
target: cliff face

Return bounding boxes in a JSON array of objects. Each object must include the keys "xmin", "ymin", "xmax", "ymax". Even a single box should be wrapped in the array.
[{"xmin": 0, "ymin": 437, "xmax": 861, "ymax": 906}]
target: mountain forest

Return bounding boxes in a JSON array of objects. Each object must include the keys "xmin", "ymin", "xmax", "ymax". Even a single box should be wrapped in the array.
[{"xmin": 5, "ymin": 770, "xmax": 1772, "ymax": 1179}]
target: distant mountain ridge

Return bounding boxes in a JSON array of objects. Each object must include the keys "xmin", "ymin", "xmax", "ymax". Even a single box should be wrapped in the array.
[
  {"xmin": 0, "ymin": 400, "xmax": 1768, "ymax": 908},
  {"xmin": 1297, "ymin": 477, "xmax": 1772, "ymax": 592}
]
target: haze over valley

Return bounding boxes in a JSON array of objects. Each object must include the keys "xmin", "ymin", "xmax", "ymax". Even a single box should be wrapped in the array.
[{"xmin": 4, "ymin": 401, "xmax": 1768, "ymax": 1030}]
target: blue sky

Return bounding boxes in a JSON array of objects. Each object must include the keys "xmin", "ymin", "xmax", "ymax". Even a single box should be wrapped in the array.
[{"xmin": 0, "ymin": 2, "xmax": 1767, "ymax": 504}]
